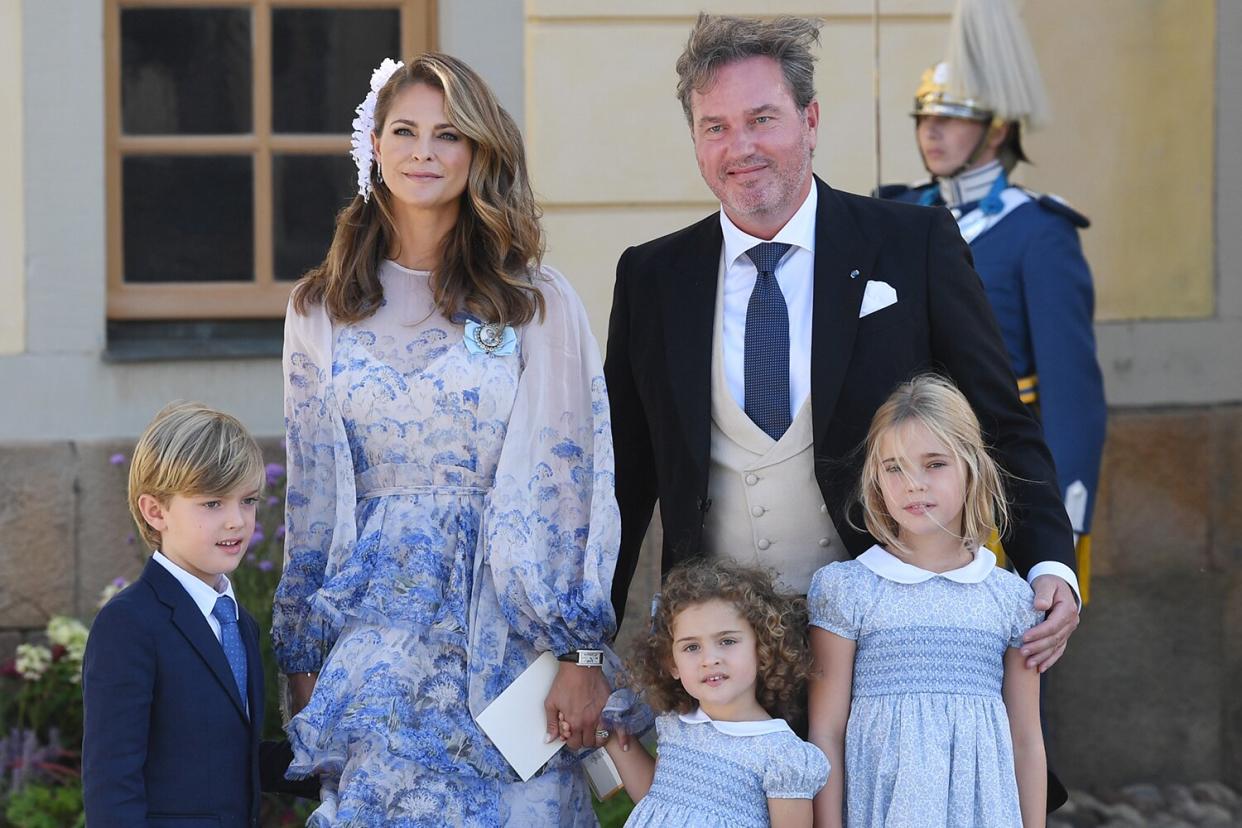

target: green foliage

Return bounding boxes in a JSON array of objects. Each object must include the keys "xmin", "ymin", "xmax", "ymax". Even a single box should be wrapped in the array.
[
  {"xmin": 3, "ymin": 782, "xmax": 84, "ymax": 828},
  {"xmin": 594, "ymin": 790, "xmax": 636, "ymax": 826}
]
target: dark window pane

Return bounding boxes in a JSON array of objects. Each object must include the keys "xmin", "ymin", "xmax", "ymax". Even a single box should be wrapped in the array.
[
  {"xmin": 121, "ymin": 8, "xmax": 251, "ymax": 135},
  {"xmin": 274, "ymin": 154, "xmax": 356, "ymax": 281},
  {"xmin": 272, "ymin": 9, "xmax": 401, "ymax": 134},
  {"xmin": 123, "ymin": 156, "xmax": 254, "ymax": 283}
]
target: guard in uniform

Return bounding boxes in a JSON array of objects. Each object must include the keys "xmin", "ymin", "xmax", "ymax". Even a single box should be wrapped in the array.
[{"xmin": 879, "ymin": 0, "xmax": 1106, "ymax": 602}]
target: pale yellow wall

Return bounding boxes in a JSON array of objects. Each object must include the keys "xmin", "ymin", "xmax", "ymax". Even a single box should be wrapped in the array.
[
  {"xmin": 1022, "ymin": 0, "xmax": 1215, "ymax": 321},
  {"xmin": 526, "ymin": 0, "xmax": 1215, "ymax": 335},
  {"xmin": 0, "ymin": 0, "xmax": 25, "ymax": 355}
]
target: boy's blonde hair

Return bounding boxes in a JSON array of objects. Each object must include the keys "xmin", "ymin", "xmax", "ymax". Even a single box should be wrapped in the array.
[
  {"xmin": 854, "ymin": 374, "xmax": 1009, "ymax": 554},
  {"xmin": 127, "ymin": 402, "xmax": 265, "ymax": 550}
]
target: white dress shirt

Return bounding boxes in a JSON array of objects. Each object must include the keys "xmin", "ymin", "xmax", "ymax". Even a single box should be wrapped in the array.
[
  {"xmin": 152, "ymin": 551, "xmax": 239, "ymax": 644},
  {"xmin": 714, "ymin": 187, "xmax": 1081, "ymax": 602},
  {"xmin": 719, "ymin": 185, "xmax": 818, "ymax": 422}
]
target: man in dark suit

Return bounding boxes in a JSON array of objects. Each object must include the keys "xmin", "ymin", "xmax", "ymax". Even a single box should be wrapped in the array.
[
  {"xmin": 82, "ymin": 402, "xmax": 315, "ymax": 828},
  {"xmin": 604, "ymin": 14, "xmax": 1081, "ymax": 671}
]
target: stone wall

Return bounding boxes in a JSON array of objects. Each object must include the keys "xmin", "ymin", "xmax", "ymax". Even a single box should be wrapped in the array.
[{"xmin": 2, "ymin": 409, "xmax": 1239, "ymax": 790}]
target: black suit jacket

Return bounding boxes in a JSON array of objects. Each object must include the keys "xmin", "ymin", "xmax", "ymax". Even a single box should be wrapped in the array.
[
  {"xmin": 605, "ymin": 177, "xmax": 1076, "ymax": 621},
  {"xmin": 83, "ymin": 558, "xmax": 316, "ymax": 828}
]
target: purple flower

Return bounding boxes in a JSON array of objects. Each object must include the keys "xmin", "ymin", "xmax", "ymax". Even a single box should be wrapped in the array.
[
  {"xmin": 266, "ymin": 495, "xmax": 280, "ymax": 507},
  {"xmin": 257, "ymin": 560, "xmax": 275, "ymax": 572},
  {"xmin": 251, "ymin": 525, "xmax": 266, "ymax": 546},
  {"xmin": 109, "ymin": 453, "xmax": 127, "ymax": 466},
  {"xmin": 265, "ymin": 463, "xmax": 286, "ymax": 487},
  {"xmin": 275, "ymin": 523, "xmax": 286, "ymax": 540}
]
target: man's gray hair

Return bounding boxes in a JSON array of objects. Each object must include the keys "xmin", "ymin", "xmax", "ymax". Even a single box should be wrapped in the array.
[{"xmin": 675, "ymin": 14, "xmax": 823, "ymax": 126}]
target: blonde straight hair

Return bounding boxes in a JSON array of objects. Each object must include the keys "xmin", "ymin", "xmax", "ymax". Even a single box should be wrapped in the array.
[
  {"xmin": 854, "ymin": 374, "xmax": 1009, "ymax": 554},
  {"xmin": 293, "ymin": 53, "xmax": 545, "ymax": 326},
  {"xmin": 127, "ymin": 402, "xmax": 265, "ymax": 550}
]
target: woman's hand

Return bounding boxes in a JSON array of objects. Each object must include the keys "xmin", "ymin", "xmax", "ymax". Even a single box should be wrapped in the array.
[
  {"xmin": 288, "ymin": 672, "xmax": 318, "ymax": 716},
  {"xmin": 544, "ymin": 661, "xmax": 611, "ymax": 750}
]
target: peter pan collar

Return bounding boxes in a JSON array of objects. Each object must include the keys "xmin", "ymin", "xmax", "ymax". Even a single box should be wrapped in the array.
[
  {"xmin": 678, "ymin": 707, "xmax": 792, "ymax": 737},
  {"xmin": 857, "ymin": 544, "xmax": 996, "ymax": 584}
]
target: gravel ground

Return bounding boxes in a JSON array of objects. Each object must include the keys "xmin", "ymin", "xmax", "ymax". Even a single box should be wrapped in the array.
[{"xmin": 1049, "ymin": 782, "xmax": 1241, "ymax": 827}]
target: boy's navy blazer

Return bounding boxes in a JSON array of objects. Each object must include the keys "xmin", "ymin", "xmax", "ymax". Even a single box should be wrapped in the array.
[{"xmin": 83, "ymin": 557, "xmax": 308, "ymax": 827}]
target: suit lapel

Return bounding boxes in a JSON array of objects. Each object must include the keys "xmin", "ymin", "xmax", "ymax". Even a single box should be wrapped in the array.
[
  {"xmin": 241, "ymin": 611, "xmax": 263, "ymax": 739},
  {"xmin": 811, "ymin": 178, "xmax": 881, "ymax": 446},
  {"xmin": 660, "ymin": 215, "xmax": 722, "ymax": 472},
  {"xmin": 144, "ymin": 560, "xmax": 250, "ymax": 721}
]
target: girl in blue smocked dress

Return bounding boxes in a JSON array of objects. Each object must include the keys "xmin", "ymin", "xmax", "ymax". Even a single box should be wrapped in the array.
[
  {"xmin": 807, "ymin": 374, "xmax": 1046, "ymax": 827},
  {"xmin": 593, "ymin": 560, "xmax": 828, "ymax": 828},
  {"xmin": 273, "ymin": 54, "xmax": 620, "ymax": 827}
]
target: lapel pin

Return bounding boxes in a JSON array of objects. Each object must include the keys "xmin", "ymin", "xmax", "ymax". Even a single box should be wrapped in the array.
[{"xmin": 849, "ymin": 269, "xmax": 860, "ymax": 279}]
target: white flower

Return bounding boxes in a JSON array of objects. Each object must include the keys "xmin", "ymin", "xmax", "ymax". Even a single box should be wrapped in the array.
[
  {"xmin": 98, "ymin": 577, "xmax": 129, "ymax": 608},
  {"xmin": 47, "ymin": 616, "xmax": 89, "ymax": 663},
  {"xmin": 14, "ymin": 644, "xmax": 52, "ymax": 681},
  {"xmin": 351, "ymin": 57, "xmax": 405, "ymax": 201}
]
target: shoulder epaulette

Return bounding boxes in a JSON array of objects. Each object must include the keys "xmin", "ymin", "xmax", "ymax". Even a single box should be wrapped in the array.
[
  {"xmin": 873, "ymin": 179, "xmax": 933, "ymax": 200},
  {"xmin": 1019, "ymin": 188, "xmax": 1090, "ymax": 228},
  {"xmin": 873, "ymin": 183, "xmax": 910, "ymax": 199}
]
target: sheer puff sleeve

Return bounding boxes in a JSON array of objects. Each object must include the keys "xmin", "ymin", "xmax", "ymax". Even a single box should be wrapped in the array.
[
  {"xmin": 478, "ymin": 266, "xmax": 621, "ymax": 659},
  {"xmin": 272, "ymin": 298, "xmax": 357, "ymax": 673},
  {"xmin": 807, "ymin": 562, "xmax": 868, "ymax": 640}
]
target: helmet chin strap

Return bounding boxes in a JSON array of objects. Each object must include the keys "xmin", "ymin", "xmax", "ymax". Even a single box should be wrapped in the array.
[{"xmin": 918, "ymin": 118, "xmax": 1005, "ymax": 181}]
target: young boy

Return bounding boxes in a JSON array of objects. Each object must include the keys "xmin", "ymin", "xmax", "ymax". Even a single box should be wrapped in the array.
[{"xmin": 82, "ymin": 401, "xmax": 316, "ymax": 827}]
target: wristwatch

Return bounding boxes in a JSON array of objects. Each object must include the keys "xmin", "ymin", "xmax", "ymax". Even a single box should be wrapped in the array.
[{"xmin": 557, "ymin": 649, "xmax": 604, "ymax": 667}]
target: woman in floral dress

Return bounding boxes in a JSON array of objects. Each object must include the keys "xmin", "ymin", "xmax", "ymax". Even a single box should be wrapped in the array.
[{"xmin": 272, "ymin": 53, "xmax": 620, "ymax": 827}]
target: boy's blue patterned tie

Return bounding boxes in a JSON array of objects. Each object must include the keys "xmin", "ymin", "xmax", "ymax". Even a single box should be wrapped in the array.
[
  {"xmin": 743, "ymin": 242, "xmax": 793, "ymax": 440},
  {"xmin": 212, "ymin": 595, "xmax": 248, "ymax": 717}
]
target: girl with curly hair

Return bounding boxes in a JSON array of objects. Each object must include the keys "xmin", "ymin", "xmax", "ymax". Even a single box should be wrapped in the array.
[
  {"xmin": 596, "ymin": 559, "xmax": 828, "ymax": 827},
  {"xmin": 807, "ymin": 374, "xmax": 1045, "ymax": 827}
]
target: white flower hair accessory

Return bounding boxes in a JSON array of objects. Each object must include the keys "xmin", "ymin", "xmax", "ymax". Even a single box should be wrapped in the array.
[{"xmin": 351, "ymin": 57, "xmax": 405, "ymax": 202}]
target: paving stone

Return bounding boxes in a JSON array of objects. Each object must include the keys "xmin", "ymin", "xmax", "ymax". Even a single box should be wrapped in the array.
[{"xmin": 0, "ymin": 443, "xmax": 77, "ymax": 626}]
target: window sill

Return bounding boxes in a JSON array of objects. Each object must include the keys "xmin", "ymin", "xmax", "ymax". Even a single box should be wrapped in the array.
[{"xmin": 104, "ymin": 319, "xmax": 284, "ymax": 363}]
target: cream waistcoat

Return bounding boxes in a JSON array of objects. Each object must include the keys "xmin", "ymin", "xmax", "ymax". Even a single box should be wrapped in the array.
[{"xmin": 702, "ymin": 272, "xmax": 846, "ymax": 595}]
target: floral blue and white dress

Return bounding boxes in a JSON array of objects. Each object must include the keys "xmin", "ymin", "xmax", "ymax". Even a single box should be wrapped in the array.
[
  {"xmin": 624, "ymin": 709, "xmax": 828, "ymax": 828},
  {"xmin": 808, "ymin": 546, "xmax": 1042, "ymax": 827},
  {"xmin": 273, "ymin": 260, "xmax": 621, "ymax": 827}
]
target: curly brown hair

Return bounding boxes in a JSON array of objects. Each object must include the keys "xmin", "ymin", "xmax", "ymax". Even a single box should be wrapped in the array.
[{"xmin": 629, "ymin": 559, "xmax": 810, "ymax": 722}]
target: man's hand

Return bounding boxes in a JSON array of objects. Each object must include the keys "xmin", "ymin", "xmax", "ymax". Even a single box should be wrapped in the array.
[
  {"xmin": 1021, "ymin": 575, "xmax": 1080, "ymax": 672},
  {"xmin": 544, "ymin": 661, "xmax": 611, "ymax": 750}
]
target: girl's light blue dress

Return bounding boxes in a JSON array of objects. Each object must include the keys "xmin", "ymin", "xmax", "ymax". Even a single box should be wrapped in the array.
[
  {"xmin": 809, "ymin": 546, "xmax": 1043, "ymax": 828},
  {"xmin": 625, "ymin": 709, "xmax": 829, "ymax": 828},
  {"xmin": 273, "ymin": 261, "xmax": 621, "ymax": 827}
]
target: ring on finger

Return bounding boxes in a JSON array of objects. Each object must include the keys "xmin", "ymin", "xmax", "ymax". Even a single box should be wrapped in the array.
[{"xmin": 595, "ymin": 728, "xmax": 610, "ymax": 741}]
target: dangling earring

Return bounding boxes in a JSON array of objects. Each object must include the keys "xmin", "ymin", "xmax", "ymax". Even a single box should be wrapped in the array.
[{"xmin": 376, "ymin": 163, "xmax": 384, "ymax": 185}]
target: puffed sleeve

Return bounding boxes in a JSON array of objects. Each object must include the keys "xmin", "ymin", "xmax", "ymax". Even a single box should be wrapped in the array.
[
  {"xmin": 1003, "ymin": 572, "xmax": 1045, "ymax": 649},
  {"xmin": 482, "ymin": 267, "xmax": 621, "ymax": 657},
  {"xmin": 763, "ymin": 735, "xmax": 830, "ymax": 799},
  {"xmin": 272, "ymin": 299, "xmax": 358, "ymax": 673},
  {"xmin": 807, "ymin": 562, "xmax": 865, "ymax": 640}
]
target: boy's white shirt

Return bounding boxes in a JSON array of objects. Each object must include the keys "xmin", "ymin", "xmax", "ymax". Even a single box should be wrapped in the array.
[{"xmin": 152, "ymin": 550, "xmax": 238, "ymax": 645}]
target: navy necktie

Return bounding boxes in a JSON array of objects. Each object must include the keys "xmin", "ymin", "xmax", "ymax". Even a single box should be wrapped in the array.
[
  {"xmin": 743, "ymin": 242, "xmax": 793, "ymax": 440},
  {"xmin": 211, "ymin": 595, "xmax": 248, "ymax": 716}
]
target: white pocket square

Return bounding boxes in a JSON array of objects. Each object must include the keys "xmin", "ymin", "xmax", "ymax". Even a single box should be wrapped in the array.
[{"xmin": 859, "ymin": 280, "xmax": 898, "ymax": 317}]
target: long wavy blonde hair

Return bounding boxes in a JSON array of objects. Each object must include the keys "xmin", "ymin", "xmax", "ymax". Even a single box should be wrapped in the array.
[
  {"xmin": 293, "ymin": 53, "xmax": 545, "ymax": 326},
  {"xmin": 852, "ymin": 373, "xmax": 1010, "ymax": 555}
]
